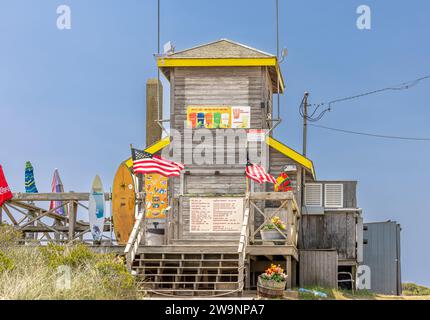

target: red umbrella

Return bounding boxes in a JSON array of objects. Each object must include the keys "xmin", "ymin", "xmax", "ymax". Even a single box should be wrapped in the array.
[{"xmin": 0, "ymin": 165, "xmax": 13, "ymax": 207}]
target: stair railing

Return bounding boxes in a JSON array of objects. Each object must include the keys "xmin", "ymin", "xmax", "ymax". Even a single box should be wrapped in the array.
[
  {"xmin": 125, "ymin": 209, "xmax": 145, "ymax": 271},
  {"xmin": 237, "ymin": 194, "xmax": 250, "ymax": 292}
]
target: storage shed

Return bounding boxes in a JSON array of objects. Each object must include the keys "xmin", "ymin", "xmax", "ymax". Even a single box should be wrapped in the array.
[{"xmin": 361, "ymin": 221, "xmax": 402, "ymax": 295}]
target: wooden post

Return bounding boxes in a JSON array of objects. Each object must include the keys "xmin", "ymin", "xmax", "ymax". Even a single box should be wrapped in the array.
[
  {"xmin": 286, "ymin": 255, "xmax": 292, "ymax": 289},
  {"xmin": 0, "ymin": 206, "xmax": 2, "ymax": 224},
  {"xmin": 68, "ymin": 200, "xmax": 77, "ymax": 241},
  {"xmin": 146, "ymin": 79, "xmax": 163, "ymax": 146}
]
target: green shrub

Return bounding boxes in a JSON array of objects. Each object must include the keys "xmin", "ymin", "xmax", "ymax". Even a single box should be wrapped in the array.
[
  {"xmin": 95, "ymin": 255, "xmax": 134, "ymax": 290},
  {"xmin": 39, "ymin": 243, "xmax": 95, "ymax": 269},
  {"xmin": 403, "ymin": 283, "xmax": 430, "ymax": 296},
  {"xmin": 0, "ymin": 251, "xmax": 15, "ymax": 273},
  {"xmin": 0, "ymin": 224, "xmax": 22, "ymax": 246}
]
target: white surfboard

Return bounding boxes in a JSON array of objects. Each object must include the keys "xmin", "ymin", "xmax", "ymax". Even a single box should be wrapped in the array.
[{"xmin": 88, "ymin": 175, "xmax": 105, "ymax": 242}]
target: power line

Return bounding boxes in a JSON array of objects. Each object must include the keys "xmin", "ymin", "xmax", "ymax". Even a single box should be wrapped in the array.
[
  {"xmin": 309, "ymin": 123, "xmax": 430, "ymax": 141},
  {"xmin": 300, "ymin": 74, "xmax": 430, "ymax": 122}
]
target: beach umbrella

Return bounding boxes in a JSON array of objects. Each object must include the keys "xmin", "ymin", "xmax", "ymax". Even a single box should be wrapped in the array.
[
  {"xmin": 0, "ymin": 165, "xmax": 13, "ymax": 207},
  {"xmin": 24, "ymin": 161, "xmax": 38, "ymax": 193},
  {"xmin": 49, "ymin": 168, "xmax": 67, "ymax": 216}
]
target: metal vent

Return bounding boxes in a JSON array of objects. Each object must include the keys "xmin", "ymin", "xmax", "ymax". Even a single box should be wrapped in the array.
[
  {"xmin": 324, "ymin": 184, "xmax": 344, "ymax": 208},
  {"xmin": 305, "ymin": 183, "xmax": 323, "ymax": 207}
]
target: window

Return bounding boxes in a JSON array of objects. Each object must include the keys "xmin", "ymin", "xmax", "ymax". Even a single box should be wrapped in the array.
[
  {"xmin": 305, "ymin": 183, "xmax": 323, "ymax": 207},
  {"xmin": 324, "ymin": 184, "xmax": 344, "ymax": 208}
]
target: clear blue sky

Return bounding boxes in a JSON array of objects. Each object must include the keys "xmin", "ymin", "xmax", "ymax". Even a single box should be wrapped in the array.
[{"xmin": 1, "ymin": 0, "xmax": 429, "ymax": 286}]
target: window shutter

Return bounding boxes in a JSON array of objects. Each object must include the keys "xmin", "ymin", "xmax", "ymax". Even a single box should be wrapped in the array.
[
  {"xmin": 324, "ymin": 184, "xmax": 344, "ymax": 208},
  {"xmin": 305, "ymin": 183, "xmax": 323, "ymax": 206}
]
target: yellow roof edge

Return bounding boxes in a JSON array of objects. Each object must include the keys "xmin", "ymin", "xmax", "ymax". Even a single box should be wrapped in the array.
[
  {"xmin": 124, "ymin": 136, "xmax": 172, "ymax": 168},
  {"xmin": 157, "ymin": 57, "xmax": 277, "ymax": 68},
  {"xmin": 157, "ymin": 57, "xmax": 285, "ymax": 93},
  {"xmin": 266, "ymin": 136, "xmax": 316, "ymax": 180}
]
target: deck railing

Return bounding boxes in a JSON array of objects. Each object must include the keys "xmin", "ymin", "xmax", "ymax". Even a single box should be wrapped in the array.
[
  {"xmin": 248, "ymin": 191, "xmax": 300, "ymax": 247},
  {"xmin": 1, "ymin": 192, "xmax": 144, "ymax": 245}
]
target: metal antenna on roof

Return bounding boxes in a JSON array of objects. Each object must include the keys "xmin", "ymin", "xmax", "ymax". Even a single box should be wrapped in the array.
[
  {"xmin": 269, "ymin": 0, "xmax": 282, "ymax": 134},
  {"xmin": 156, "ymin": 0, "xmax": 169, "ymax": 137}
]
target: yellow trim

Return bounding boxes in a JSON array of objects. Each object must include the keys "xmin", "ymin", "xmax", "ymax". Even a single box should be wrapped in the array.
[
  {"xmin": 276, "ymin": 64, "xmax": 285, "ymax": 92},
  {"xmin": 124, "ymin": 137, "xmax": 171, "ymax": 168},
  {"xmin": 265, "ymin": 136, "xmax": 316, "ymax": 179},
  {"xmin": 157, "ymin": 57, "xmax": 277, "ymax": 68},
  {"xmin": 157, "ymin": 57, "xmax": 285, "ymax": 92}
]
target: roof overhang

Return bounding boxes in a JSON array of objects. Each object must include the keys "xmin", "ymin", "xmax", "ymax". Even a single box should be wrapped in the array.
[
  {"xmin": 124, "ymin": 135, "xmax": 315, "ymax": 180},
  {"xmin": 265, "ymin": 136, "xmax": 316, "ymax": 180},
  {"xmin": 157, "ymin": 57, "xmax": 285, "ymax": 93}
]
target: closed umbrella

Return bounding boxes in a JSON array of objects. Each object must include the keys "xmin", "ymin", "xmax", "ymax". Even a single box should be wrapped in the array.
[
  {"xmin": 24, "ymin": 161, "xmax": 38, "ymax": 193},
  {"xmin": 49, "ymin": 168, "xmax": 67, "ymax": 216},
  {"xmin": 0, "ymin": 165, "xmax": 13, "ymax": 207}
]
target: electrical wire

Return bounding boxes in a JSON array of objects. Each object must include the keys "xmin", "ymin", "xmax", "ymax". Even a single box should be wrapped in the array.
[
  {"xmin": 300, "ymin": 74, "xmax": 430, "ymax": 122},
  {"xmin": 309, "ymin": 123, "xmax": 430, "ymax": 141}
]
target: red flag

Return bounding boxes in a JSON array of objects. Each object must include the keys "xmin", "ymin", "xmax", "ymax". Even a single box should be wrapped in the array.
[{"xmin": 0, "ymin": 165, "xmax": 13, "ymax": 207}]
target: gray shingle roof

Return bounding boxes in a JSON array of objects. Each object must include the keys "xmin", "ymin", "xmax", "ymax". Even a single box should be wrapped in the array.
[{"xmin": 167, "ymin": 39, "xmax": 275, "ymax": 59}]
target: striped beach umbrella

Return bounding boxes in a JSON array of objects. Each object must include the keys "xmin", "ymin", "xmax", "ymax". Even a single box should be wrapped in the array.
[
  {"xmin": 49, "ymin": 168, "xmax": 67, "ymax": 216},
  {"xmin": 24, "ymin": 161, "xmax": 38, "ymax": 193}
]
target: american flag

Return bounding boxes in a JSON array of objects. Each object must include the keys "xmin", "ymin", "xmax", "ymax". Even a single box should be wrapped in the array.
[
  {"xmin": 245, "ymin": 162, "xmax": 277, "ymax": 184},
  {"xmin": 131, "ymin": 148, "xmax": 184, "ymax": 177}
]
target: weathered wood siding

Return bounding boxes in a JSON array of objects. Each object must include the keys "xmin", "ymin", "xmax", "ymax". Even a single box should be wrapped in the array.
[
  {"xmin": 299, "ymin": 250, "xmax": 338, "ymax": 288},
  {"xmin": 184, "ymin": 174, "xmax": 246, "ymax": 194},
  {"xmin": 299, "ymin": 212, "xmax": 358, "ymax": 260},
  {"xmin": 171, "ymin": 67, "xmax": 266, "ymax": 131}
]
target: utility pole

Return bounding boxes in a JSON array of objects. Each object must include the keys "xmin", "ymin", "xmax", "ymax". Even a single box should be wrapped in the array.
[
  {"xmin": 301, "ymin": 92, "xmax": 309, "ymax": 211},
  {"xmin": 302, "ymin": 92, "xmax": 309, "ymax": 157}
]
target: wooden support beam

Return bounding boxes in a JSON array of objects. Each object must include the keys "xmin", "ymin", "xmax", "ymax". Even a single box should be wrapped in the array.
[
  {"xmin": 68, "ymin": 200, "xmax": 77, "ymax": 241},
  {"xmin": 248, "ymin": 191, "xmax": 294, "ymax": 201},
  {"xmin": 11, "ymin": 192, "xmax": 145, "ymax": 202},
  {"xmin": 286, "ymin": 256, "xmax": 292, "ymax": 289},
  {"xmin": 2, "ymin": 205, "xmax": 18, "ymax": 225}
]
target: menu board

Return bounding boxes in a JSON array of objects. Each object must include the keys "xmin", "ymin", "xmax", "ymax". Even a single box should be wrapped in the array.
[
  {"xmin": 186, "ymin": 106, "xmax": 251, "ymax": 129},
  {"xmin": 145, "ymin": 173, "xmax": 168, "ymax": 219},
  {"xmin": 189, "ymin": 197, "xmax": 244, "ymax": 233},
  {"xmin": 231, "ymin": 106, "xmax": 251, "ymax": 129}
]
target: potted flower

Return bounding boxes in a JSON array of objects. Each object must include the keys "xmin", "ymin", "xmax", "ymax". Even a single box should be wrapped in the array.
[
  {"xmin": 260, "ymin": 216, "xmax": 287, "ymax": 241},
  {"xmin": 257, "ymin": 264, "xmax": 288, "ymax": 298}
]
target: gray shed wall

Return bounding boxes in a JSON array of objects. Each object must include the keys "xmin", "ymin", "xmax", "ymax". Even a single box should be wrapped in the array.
[{"xmin": 362, "ymin": 221, "xmax": 402, "ymax": 295}]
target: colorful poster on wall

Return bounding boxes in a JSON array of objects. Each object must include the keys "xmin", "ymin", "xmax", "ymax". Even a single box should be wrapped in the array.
[
  {"xmin": 186, "ymin": 106, "xmax": 251, "ymax": 129},
  {"xmin": 189, "ymin": 197, "xmax": 244, "ymax": 233},
  {"xmin": 145, "ymin": 173, "xmax": 168, "ymax": 219},
  {"xmin": 231, "ymin": 106, "xmax": 251, "ymax": 129}
]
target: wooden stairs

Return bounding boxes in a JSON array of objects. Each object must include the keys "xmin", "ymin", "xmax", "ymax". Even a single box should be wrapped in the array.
[
  {"xmin": 131, "ymin": 244, "xmax": 244, "ymax": 297},
  {"xmin": 125, "ymin": 201, "xmax": 250, "ymax": 297}
]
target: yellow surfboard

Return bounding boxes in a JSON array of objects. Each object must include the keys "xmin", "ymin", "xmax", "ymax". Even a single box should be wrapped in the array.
[{"xmin": 112, "ymin": 163, "xmax": 136, "ymax": 245}]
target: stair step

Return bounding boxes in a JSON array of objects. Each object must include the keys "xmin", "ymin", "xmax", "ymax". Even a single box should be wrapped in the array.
[
  {"xmin": 136, "ymin": 259, "xmax": 238, "ymax": 262},
  {"xmin": 138, "ymin": 289, "xmax": 240, "ymax": 293},
  {"xmin": 133, "ymin": 266, "xmax": 242, "ymax": 269},
  {"xmin": 139, "ymin": 281, "xmax": 239, "ymax": 285},
  {"xmin": 135, "ymin": 273, "xmax": 239, "ymax": 277}
]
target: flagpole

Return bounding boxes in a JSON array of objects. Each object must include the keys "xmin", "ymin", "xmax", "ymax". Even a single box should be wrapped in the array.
[{"xmin": 246, "ymin": 176, "xmax": 249, "ymax": 194}]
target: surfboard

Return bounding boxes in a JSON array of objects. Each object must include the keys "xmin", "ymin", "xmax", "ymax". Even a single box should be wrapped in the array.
[
  {"xmin": 88, "ymin": 175, "xmax": 105, "ymax": 242},
  {"xmin": 112, "ymin": 163, "xmax": 136, "ymax": 245}
]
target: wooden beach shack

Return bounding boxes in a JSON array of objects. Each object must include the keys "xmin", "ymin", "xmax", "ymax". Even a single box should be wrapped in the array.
[
  {"xmin": 123, "ymin": 39, "xmax": 322, "ymax": 296},
  {"xmin": 0, "ymin": 39, "xmax": 364, "ymax": 297}
]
